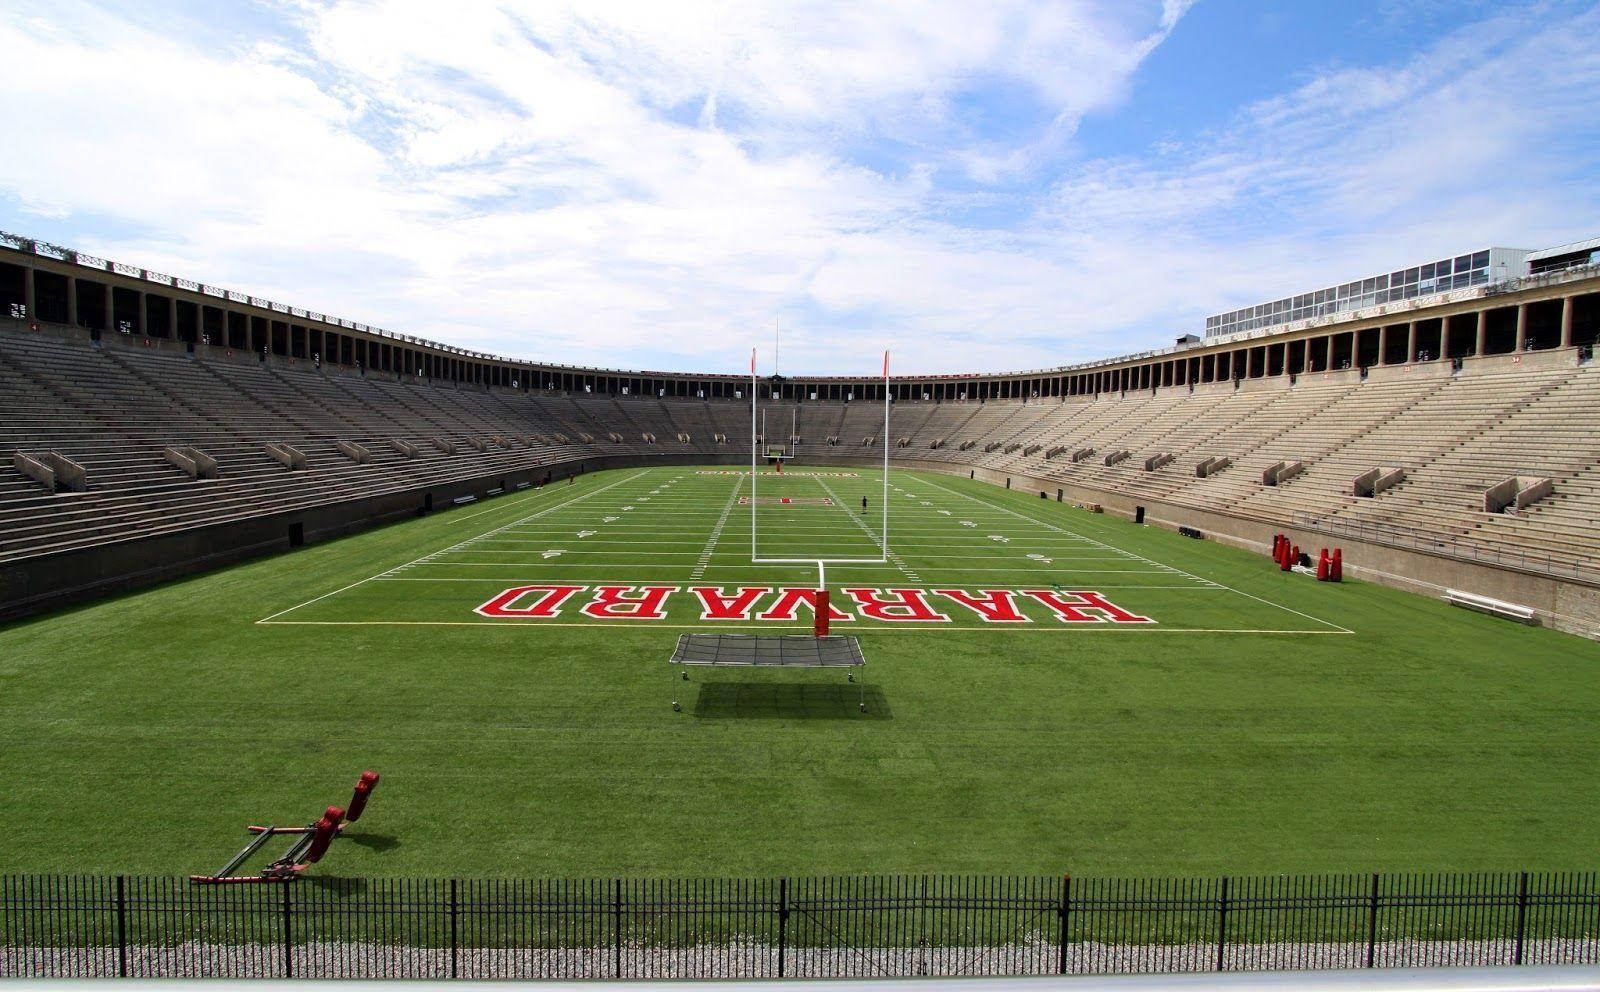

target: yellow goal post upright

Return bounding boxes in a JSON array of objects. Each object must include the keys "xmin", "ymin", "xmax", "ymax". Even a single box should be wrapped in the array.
[{"xmin": 749, "ymin": 347, "xmax": 890, "ymax": 634}]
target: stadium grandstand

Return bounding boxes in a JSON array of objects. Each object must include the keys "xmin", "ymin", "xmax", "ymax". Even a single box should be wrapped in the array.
[{"xmin": 2, "ymin": 228, "xmax": 1599, "ymax": 634}]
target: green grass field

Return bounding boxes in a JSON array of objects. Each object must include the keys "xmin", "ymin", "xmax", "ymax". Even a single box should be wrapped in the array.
[{"xmin": 1, "ymin": 464, "xmax": 1596, "ymax": 880}]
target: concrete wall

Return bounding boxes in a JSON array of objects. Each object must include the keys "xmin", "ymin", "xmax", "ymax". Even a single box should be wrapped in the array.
[{"xmin": 819, "ymin": 455, "xmax": 1600, "ymax": 641}]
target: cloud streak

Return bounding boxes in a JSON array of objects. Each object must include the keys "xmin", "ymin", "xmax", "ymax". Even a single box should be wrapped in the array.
[{"xmin": 0, "ymin": 0, "xmax": 1596, "ymax": 374}]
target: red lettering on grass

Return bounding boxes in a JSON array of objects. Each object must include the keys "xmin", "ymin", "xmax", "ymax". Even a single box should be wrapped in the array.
[
  {"xmin": 1020, "ymin": 590, "xmax": 1154, "ymax": 624},
  {"xmin": 931, "ymin": 588, "xmax": 1032, "ymax": 623},
  {"xmin": 689, "ymin": 586, "xmax": 772, "ymax": 621},
  {"xmin": 842, "ymin": 588, "xmax": 952, "ymax": 623},
  {"xmin": 757, "ymin": 587, "xmax": 855, "ymax": 622},
  {"xmin": 579, "ymin": 585, "xmax": 681, "ymax": 620},
  {"xmin": 474, "ymin": 584, "xmax": 587, "ymax": 618}
]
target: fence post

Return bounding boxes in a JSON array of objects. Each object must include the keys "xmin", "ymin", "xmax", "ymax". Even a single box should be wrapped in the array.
[
  {"xmin": 777, "ymin": 878, "xmax": 789, "ymax": 978},
  {"xmin": 1513, "ymin": 871, "xmax": 1529, "ymax": 966},
  {"xmin": 449, "ymin": 878, "xmax": 459, "ymax": 979},
  {"xmin": 115, "ymin": 875, "xmax": 128, "ymax": 979},
  {"xmin": 1365, "ymin": 873, "xmax": 1380, "ymax": 968},
  {"xmin": 1215, "ymin": 877, "xmax": 1229, "ymax": 972},
  {"xmin": 613, "ymin": 878, "xmax": 623, "ymax": 979},
  {"xmin": 1057, "ymin": 875, "xmax": 1071, "ymax": 975},
  {"xmin": 281, "ymin": 881, "xmax": 294, "ymax": 979}
]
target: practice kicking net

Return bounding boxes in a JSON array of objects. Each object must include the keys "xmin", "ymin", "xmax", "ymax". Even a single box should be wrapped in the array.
[{"xmin": 749, "ymin": 348, "xmax": 891, "ymax": 635}]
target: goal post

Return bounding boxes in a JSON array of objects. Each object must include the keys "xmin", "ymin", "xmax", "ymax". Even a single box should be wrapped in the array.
[{"xmin": 749, "ymin": 347, "xmax": 891, "ymax": 583}]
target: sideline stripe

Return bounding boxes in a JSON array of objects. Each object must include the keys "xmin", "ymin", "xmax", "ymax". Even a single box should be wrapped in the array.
[
  {"xmin": 257, "ymin": 619, "xmax": 1352, "ymax": 634},
  {"xmin": 913, "ymin": 475, "xmax": 1353, "ymax": 634}
]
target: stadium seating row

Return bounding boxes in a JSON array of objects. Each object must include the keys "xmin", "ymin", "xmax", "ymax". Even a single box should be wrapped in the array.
[{"xmin": 3, "ymin": 326, "xmax": 1598, "ymax": 581}]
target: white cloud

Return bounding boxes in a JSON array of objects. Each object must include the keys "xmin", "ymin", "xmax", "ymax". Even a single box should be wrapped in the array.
[{"xmin": 0, "ymin": 0, "xmax": 1596, "ymax": 375}]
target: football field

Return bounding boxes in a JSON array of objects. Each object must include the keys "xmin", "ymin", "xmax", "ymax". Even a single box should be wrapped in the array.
[
  {"xmin": 1, "ymin": 464, "xmax": 1596, "ymax": 881},
  {"xmin": 260, "ymin": 466, "xmax": 1348, "ymax": 635}
]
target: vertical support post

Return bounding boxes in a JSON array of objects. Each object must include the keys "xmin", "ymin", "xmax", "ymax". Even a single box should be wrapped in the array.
[
  {"xmin": 1515, "ymin": 304, "xmax": 1528, "ymax": 352},
  {"xmin": 1559, "ymin": 297, "xmax": 1574, "ymax": 348},
  {"xmin": 613, "ymin": 878, "xmax": 623, "ymax": 978},
  {"xmin": 1376, "ymin": 325, "xmax": 1388, "ymax": 365},
  {"xmin": 1365, "ymin": 873, "xmax": 1380, "ymax": 968},
  {"xmin": 282, "ymin": 880, "xmax": 294, "ymax": 979},
  {"xmin": 450, "ymin": 878, "xmax": 459, "ymax": 979},
  {"xmin": 1406, "ymin": 321, "xmax": 1417, "ymax": 362},
  {"xmin": 21, "ymin": 265, "xmax": 35, "ymax": 320},
  {"xmin": 1057, "ymin": 874, "xmax": 1071, "ymax": 975},
  {"xmin": 116, "ymin": 875, "xmax": 128, "ymax": 978},
  {"xmin": 66, "ymin": 275, "xmax": 78, "ymax": 327},
  {"xmin": 1513, "ymin": 871, "xmax": 1529, "ymax": 965},
  {"xmin": 777, "ymin": 877, "xmax": 789, "ymax": 978},
  {"xmin": 1215, "ymin": 877, "xmax": 1229, "ymax": 972},
  {"xmin": 1324, "ymin": 335, "xmax": 1333, "ymax": 372},
  {"xmin": 1475, "ymin": 310, "xmax": 1487, "ymax": 356},
  {"xmin": 103, "ymin": 283, "xmax": 113, "ymax": 334}
]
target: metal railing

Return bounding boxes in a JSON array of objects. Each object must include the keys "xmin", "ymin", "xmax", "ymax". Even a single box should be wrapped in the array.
[
  {"xmin": 1291, "ymin": 512, "xmax": 1600, "ymax": 586},
  {"xmin": 2, "ymin": 872, "xmax": 1597, "ymax": 979}
]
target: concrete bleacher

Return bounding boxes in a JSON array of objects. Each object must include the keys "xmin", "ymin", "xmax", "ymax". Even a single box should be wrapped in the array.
[{"xmin": 3, "ymin": 326, "xmax": 1598, "ymax": 584}]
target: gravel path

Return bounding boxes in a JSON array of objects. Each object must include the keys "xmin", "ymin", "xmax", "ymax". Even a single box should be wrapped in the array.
[{"xmin": 5, "ymin": 937, "xmax": 1596, "ymax": 979}]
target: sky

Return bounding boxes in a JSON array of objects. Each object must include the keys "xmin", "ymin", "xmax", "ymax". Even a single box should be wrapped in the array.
[{"xmin": 1, "ymin": 0, "xmax": 1598, "ymax": 376}]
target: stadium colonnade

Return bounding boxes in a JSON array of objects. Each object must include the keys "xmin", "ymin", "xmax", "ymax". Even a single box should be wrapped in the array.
[{"xmin": 2, "ymin": 230, "xmax": 1600, "ymax": 635}]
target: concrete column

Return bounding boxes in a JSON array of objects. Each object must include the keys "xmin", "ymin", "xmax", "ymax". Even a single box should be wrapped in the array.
[
  {"xmin": 135, "ymin": 291, "xmax": 145, "ymax": 335},
  {"xmin": 1515, "ymin": 304, "xmax": 1528, "ymax": 351},
  {"xmin": 1324, "ymin": 335, "xmax": 1334, "ymax": 371},
  {"xmin": 66, "ymin": 276, "xmax": 78, "ymax": 327},
  {"xmin": 1244, "ymin": 347, "xmax": 1255, "ymax": 379},
  {"xmin": 1474, "ymin": 310, "xmax": 1487, "ymax": 356},
  {"xmin": 168, "ymin": 297, "xmax": 178, "ymax": 339},
  {"xmin": 104, "ymin": 283, "xmax": 114, "ymax": 332},
  {"xmin": 1406, "ymin": 321, "xmax": 1417, "ymax": 362},
  {"xmin": 1560, "ymin": 297, "xmax": 1574, "ymax": 348},
  {"xmin": 1441, "ymin": 319, "xmax": 1452, "ymax": 361},
  {"xmin": 1377, "ymin": 325, "xmax": 1388, "ymax": 365},
  {"xmin": 21, "ymin": 265, "xmax": 35, "ymax": 319}
]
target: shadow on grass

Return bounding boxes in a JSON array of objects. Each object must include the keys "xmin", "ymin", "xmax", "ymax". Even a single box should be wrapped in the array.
[
  {"xmin": 689, "ymin": 681, "xmax": 892, "ymax": 720},
  {"xmin": 345, "ymin": 832, "xmax": 402, "ymax": 853}
]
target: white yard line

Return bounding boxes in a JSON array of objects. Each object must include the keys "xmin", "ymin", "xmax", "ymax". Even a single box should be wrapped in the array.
[
  {"xmin": 812, "ymin": 476, "xmax": 920, "ymax": 581},
  {"xmin": 369, "ymin": 577, "xmax": 1229, "ymax": 589},
  {"xmin": 913, "ymin": 475, "xmax": 1353, "ymax": 633},
  {"xmin": 691, "ymin": 475, "xmax": 745, "ymax": 580},
  {"xmin": 259, "ymin": 619, "xmax": 1346, "ymax": 634},
  {"xmin": 255, "ymin": 469, "xmax": 652, "ymax": 623}
]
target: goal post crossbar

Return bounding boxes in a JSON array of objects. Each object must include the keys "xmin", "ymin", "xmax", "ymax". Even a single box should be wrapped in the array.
[{"xmin": 750, "ymin": 348, "xmax": 891, "ymax": 585}]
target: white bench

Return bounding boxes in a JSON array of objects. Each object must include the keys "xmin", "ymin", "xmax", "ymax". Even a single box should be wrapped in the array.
[{"xmin": 1444, "ymin": 589, "xmax": 1537, "ymax": 624}]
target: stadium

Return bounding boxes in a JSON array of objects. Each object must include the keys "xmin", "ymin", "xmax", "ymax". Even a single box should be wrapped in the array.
[
  {"xmin": 2, "ymin": 1, "xmax": 1600, "ymax": 983},
  {"xmin": 2, "ymin": 228, "xmax": 1599, "ymax": 978}
]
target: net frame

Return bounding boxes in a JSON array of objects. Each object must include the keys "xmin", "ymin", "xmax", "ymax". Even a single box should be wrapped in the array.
[{"xmin": 749, "ymin": 349, "xmax": 890, "ymax": 588}]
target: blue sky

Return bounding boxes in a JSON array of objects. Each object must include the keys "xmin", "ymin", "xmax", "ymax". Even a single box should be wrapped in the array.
[{"xmin": 1, "ymin": 0, "xmax": 1597, "ymax": 375}]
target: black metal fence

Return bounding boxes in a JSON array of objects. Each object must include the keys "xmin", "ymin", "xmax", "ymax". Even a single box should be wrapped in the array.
[{"xmin": 3, "ymin": 872, "xmax": 1597, "ymax": 979}]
